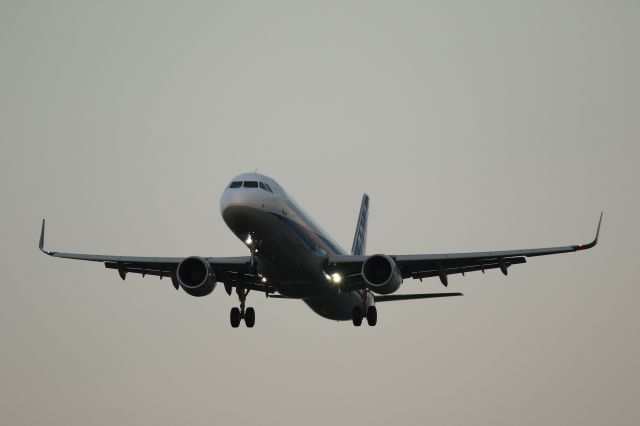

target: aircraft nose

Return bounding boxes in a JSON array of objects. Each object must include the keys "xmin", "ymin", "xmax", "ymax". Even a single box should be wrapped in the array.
[{"xmin": 219, "ymin": 188, "xmax": 249, "ymax": 216}]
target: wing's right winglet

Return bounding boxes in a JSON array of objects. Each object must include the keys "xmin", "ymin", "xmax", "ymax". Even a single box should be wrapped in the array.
[
  {"xmin": 574, "ymin": 212, "xmax": 603, "ymax": 251},
  {"xmin": 39, "ymin": 219, "xmax": 52, "ymax": 255}
]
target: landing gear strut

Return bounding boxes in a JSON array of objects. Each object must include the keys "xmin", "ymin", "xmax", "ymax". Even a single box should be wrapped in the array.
[{"xmin": 230, "ymin": 288, "xmax": 255, "ymax": 328}]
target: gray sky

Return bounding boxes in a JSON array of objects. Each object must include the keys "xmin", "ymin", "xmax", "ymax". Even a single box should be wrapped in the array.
[{"xmin": 1, "ymin": 1, "xmax": 639, "ymax": 425}]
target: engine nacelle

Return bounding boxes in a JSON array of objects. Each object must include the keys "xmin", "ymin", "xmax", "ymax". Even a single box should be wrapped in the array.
[
  {"xmin": 361, "ymin": 254, "xmax": 402, "ymax": 295},
  {"xmin": 175, "ymin": 256, "xmax": 216, "ymax": 297}
]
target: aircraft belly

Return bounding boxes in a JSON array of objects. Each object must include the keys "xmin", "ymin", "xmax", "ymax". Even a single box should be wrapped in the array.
[
  {"xmin": 223, "ymin": 204, "xmax": 362, "ymax": 317},
  {"xmin": 304, "ymin": 292, "xmax": 363, "ymax": 321}
]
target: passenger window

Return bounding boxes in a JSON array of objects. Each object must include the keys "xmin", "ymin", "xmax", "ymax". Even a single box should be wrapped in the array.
[
  {"xmin": 229, "ymin": 181, "xmax": 242, "ymax": 188},
  {"xmin": 259, "ymin": 182, "xmax": 269, "ymax": 192},
  {"xmin": 243, "ymin": 181, "xmax": 258, "ymax": 188}
]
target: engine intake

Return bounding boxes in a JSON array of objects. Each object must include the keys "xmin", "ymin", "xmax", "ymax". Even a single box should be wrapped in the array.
[
  {"xmin": 175, "ymin": 256, "xmax": 216, "ymax": 297},
  {"xmin": 361, "ymin": 254, "xmax": 402, "ymax": 295}
]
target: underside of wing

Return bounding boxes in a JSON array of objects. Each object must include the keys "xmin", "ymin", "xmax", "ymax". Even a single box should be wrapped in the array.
[
  {"xmin": 326, "ymin": 213, "xmax": 602, "ymax": 288},
  {"xmin": 39, "ymin": 219, "xmax": 271, "ymax": 293}
]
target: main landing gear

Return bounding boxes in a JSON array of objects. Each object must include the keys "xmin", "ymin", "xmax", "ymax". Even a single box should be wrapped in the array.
[
  {"xmin": 230, "ymin": 288, "xmax": 255, "ymax": 328},
  {"xmin": 352, "ymin": 305, "xmax": 377, "ymax": 327}
]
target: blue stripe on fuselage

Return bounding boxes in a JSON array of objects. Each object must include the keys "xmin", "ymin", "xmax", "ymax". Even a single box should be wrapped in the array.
[{"xmin": 271, "ymin": 213, "xmax": 345, "ymax": 256}]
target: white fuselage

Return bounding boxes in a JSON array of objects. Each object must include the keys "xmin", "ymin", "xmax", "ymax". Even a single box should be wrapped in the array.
[{"xmin": 219, "ymin": 172, "xmax": 372, "ymax": 320}]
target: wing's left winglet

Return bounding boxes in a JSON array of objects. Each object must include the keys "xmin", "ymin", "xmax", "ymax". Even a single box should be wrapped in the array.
[
  {"xmin": 574, "ymin": 212, "xmax": 603, "ymax": 251},
  {"xmin": 39, "ymin": 219, "xmax": 52, "ymax": 255}
]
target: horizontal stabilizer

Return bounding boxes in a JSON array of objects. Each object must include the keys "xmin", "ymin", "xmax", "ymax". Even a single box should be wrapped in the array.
[{"xmin": 374, "ymin": 292, "xmax": 463, "ymax": 302}]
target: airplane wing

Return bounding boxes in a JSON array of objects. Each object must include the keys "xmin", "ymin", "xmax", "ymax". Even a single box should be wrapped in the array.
[
  {"xmin": 38, "ymin": 220, "xmax": 270, "ymax": 293},
  {"xmin": 327, "ymin": 213, "xmax": 602, "ymax": 288}
]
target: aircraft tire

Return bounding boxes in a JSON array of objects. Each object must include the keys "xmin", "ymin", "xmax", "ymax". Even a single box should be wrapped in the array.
[
  {"xmin": 245, "ymin": 307, "xmax": 255, "ymax": 328},
  {"xmin": 230, "ymin": 307, "xmax": 241, "ymax": 328},
  {"xmin": 352, "ymin": 307, "xmax": 363, "ymax": 327},
  {"xmin": 366, "ymin": 306, "xmax": 377, "ymax": 326}
]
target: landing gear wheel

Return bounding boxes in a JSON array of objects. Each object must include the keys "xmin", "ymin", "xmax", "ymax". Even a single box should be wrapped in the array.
[
  {"xmin": 244, "ymin": 307, "xmax": 255, "ymax": 328},
  {"xmin": 352, "ymin": 307, "xmax": 363, "ymax": 327},
  {"xmin": 230, "ymin": 307, "xmax": 241, "ymax": 328},
  {"xmin": 366, "ymin": 306, "xmax": 377, "ymax": 326}
]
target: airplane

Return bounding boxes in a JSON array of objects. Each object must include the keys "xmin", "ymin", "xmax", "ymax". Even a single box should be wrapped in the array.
[{"xmin": 39, "ymin": 172, "xmax": 602, "ymax": 328}]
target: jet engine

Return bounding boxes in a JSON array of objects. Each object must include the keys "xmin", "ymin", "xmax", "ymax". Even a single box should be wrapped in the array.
[
  {"xmin": 175, "ymin": 256, "xmax": 217, "ymax": 297},
  {"xmin": 361, "ymin": 254, "xmax": 402, "ymax": 295}
]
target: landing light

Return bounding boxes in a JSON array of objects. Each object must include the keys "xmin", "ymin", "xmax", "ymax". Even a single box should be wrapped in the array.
[
  {"xmin": 331, "ymin": 273, "xmax": 342, "ymax": 284},
  {"xmin": 245, "ymin": 235, "xmax": 253, "ymax": 245},
  {"xmin": 261, "ymin": 277, "xmax": 267, "ymax": 283}
]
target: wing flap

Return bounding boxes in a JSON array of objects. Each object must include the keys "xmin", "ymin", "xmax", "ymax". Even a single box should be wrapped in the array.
[{"xmin": 406, "ymin": 257, "xmax": 526, "ymax": 280}]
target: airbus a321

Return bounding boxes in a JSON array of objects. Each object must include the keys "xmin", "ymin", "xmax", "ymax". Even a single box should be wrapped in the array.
[{"xmin": 39, "ymin": 172, "xmax": 602, "ymax": 327}]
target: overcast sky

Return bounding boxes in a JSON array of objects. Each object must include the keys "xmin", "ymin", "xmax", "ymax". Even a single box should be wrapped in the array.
[{"xmin": 1, "ymin": 1, "xmax": 639, "ymax": 425}]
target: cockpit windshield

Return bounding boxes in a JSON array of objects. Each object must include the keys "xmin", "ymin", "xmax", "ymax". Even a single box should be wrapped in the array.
[
  {"xmin": 228, "ymin": 180, "xmax": 274, "ymax": 193},
  {"xmin": 259, "ymin": 182, "xmax": 274, "ymax": 192}
]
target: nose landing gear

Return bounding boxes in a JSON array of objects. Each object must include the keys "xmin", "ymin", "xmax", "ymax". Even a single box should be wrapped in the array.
[{"xmin": 230, "ymin": 288, "xmax": 255, "ymax": 328}]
